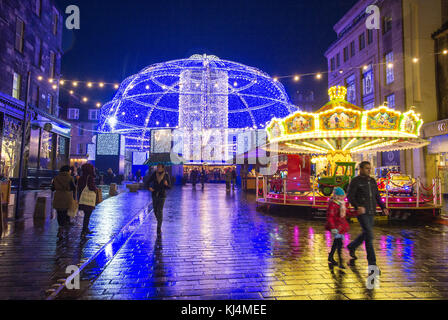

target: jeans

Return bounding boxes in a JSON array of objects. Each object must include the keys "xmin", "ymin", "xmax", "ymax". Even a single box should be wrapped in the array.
[
  {"xmin": 81, "ymin": 206, "xmax": 94, "ymax": 232},
  {"xmin": 349, "ymin": 214, "xmax": 376, "ymax": 265},
  {"xmin": 56, "ymin": 210, "xmax": 69, "ymax": 227},
  {"xmin": 152, "ymin": 196, "xmax": 166, "ymax": 228}
]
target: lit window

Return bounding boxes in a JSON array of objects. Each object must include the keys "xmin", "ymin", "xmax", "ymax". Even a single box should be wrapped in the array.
[
  {"xmin": 385, "ymin": 51, "xmax": 394, "ymax": 84},
  {"xmin": 12, "ymin": 73, "xmax": 21, "ymax": 100},
  {"xmin": 386, "ymin": 93, "xmax": 395, "ymax": 109},
  {"xmin": 345, "ymin": 75, "xmax": 356, "ymax": 104},
  {"xmin": 362, "ymin": 64, "xmax": 373, "ymax": 96}
]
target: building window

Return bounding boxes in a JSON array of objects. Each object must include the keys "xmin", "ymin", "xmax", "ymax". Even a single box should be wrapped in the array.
[
  {"xmin": 386, "ymin": 93, "xmax": 395, "ymax": 109},
  {"xmin": 385, "ymin": 51, "xmax": 394, "ymax": 84},
  {"xmin": 345, "ymin": 74, "xmax": 356, "ymax": 104},
  {"xmin": 383, "ymin": 16, "xmax": 392, "ymax": 34},
  {"xmin": 330, "ymin": 58, "xmax": 335, "ymax": 72},
  {"xmin": 35, "ymin": 0, "xmax": 42, "ymax": 16},
  {"xmin": 78, "ymin": 125, "xmax": 84, "ymax": 136},
  {"xmin": 362, "ymin": 64, "xmax": 374, "ymax": 97},
  {"xmin": 367, "ymin": 30, "xmax": 373, "ymax": 45},
  {"xmin": 363, "ymin": 101, "xmax": 375, "ymax": 110},
  {"xmin": 49, "ymin": 51, "xmax": 56, "ymax": 78},
  {"xmin": 68, "ymin": 108, "xmax": 79, "ymax": 120},
  {"xmin": 89, "ymin": 109, "xmax": 99, "ymax": 120},
  {"xmin": 343, "ymin": 47, "xmax": 349, "ymax": 62},
  {"xmin": 32, "ymin": 85, "xmax": 40, "ymax": 107},
  {"xmin": 77, "ymin": 144, "xmax": 84, "ymax": 155},
  {"xmin": 350, "ymin": 41, "xmax": 355, "ymax": 57},
  {"xmin": 359, "ymin": 33, "xmax": 365, "ymax": 51},
  {"xmin": 12, "ymin": 73, "xmax": 21, "ymax": 100},
  {"xmin": 15, "ymin": 18, "xmax": 25, "ymax": 53},
  {"xmin": 336, "ymin": 53, "xmax": 340, "ymax": 67},
  {"xmin": 52, "ymin": 9, "xmax": 59, "ymax": 35},
  {"xmin": 47, "ymin": 94, "xmax": 53, "ymax": 112},
  {"xmin": 35, "ymin": 38, "xmax": 42, "ymax": 67}
]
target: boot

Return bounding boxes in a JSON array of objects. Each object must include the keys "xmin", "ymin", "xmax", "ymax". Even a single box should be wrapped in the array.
[
  {"xmin": 328, "ymin": 240, "xmax": 338, "ymax": 266},
  {"xmin": 347, "ymin": 243, "xmax": 357, "ymax": 260},
  {"xmin": 336, "ymin": 239, "xmax": 346, "ymax": 269}
]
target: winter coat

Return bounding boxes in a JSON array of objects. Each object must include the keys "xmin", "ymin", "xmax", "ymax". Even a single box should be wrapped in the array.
[
  {"xmin": 347, "ymin": 175, "xmax": 385, "ymax": 215},
  {"xmin": 77, "ymin": 164, "xmax": 97, "ymax": 210},
  {"xmin": 52, "ymin": 172, "xmax": 75, "ymax": 210},
  {"xmin": 325, "ymin": 199, "xmax": 350, "ymax": 234},
  {"xmin": 148, "ymin": 171, "xmax": 171, "ymax": 198}
]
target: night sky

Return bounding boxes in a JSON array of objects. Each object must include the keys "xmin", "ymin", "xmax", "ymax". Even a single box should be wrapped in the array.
[{"xmin": 54, "ymin": 0, "xmax": 359, "ymax": 107}]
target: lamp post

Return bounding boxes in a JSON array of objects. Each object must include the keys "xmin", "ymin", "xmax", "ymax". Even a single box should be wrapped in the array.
[{"xmin": 14, "ymin": 71, "xmax": 31, "ymax": 220}]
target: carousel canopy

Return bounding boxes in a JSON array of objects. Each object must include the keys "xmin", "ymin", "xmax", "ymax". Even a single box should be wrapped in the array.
[{"xmin": 265, "ymin": 86, "xmax": 429, "ymax": 154}]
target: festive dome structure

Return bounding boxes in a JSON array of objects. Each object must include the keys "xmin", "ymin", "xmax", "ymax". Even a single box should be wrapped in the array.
[{"xmin": 98, "ymin": 54, "xmax": 296, "ymax": 149}]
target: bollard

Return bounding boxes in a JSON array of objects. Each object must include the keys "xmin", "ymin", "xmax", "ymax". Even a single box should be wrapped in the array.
[
  {"xmin": 34, "ymin": 197, "xmax": 47, "ymax": 220},
  {"xmin": 109, "ymin": 183, "xmax": 118, "ymax": 197},
  {"xmin": 283, "ymin": 178, "xmax": 287, "ymax": 204},
  {"xmin": 416, "ymin": 177, "xmax": 420, "ymax": 208}
]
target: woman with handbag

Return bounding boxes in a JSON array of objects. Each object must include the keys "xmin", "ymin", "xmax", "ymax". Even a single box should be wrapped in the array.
[
  {"xmin": 78, "ymin": 163, "xmax": 98, "ymax": 238},
  {"xmin": 51, "ymin": 166, "xmax": 76, "ymax": 238}
]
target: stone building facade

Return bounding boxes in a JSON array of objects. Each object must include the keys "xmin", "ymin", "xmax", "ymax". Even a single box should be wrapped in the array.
[
  {"xmin": 325, "ymin": 0, "xmax": 447, "ymax": 183},
  {"xmin": 0, "ymin": 0, "xmax": 71, "ymax": 186}
]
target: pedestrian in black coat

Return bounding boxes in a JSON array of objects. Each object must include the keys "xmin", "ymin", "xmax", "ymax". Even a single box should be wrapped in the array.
[{"xmin": 148, "ymin": 164, "xmax": 171, "ymax": 234}]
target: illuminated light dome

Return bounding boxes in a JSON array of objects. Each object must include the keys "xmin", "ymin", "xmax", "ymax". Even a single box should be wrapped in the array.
[
  {"xmin": 265, "ymin": 86, "xmax": 429, "ymax": 155},
  {"xmin": 98, "ymin": 54, "xmax": 296, "ymax": 146}
]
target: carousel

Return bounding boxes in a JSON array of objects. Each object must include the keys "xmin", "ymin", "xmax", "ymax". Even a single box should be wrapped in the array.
[{"xmin": 256, "ymin": 86, "xmax": 443, "ymax": 218}]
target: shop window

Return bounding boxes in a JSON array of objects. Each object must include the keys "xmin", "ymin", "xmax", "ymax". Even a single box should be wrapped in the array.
[
  {"xmin": 40, "ymin": 130, "xmax": 54, "ymax": 170},
  {"xmin": 1, "ymin": 116, "xmax": 22, "ymax": 178}
]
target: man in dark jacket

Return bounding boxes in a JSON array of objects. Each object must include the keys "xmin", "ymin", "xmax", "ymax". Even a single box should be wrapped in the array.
[
  {"xmin": 347, "ymin": 161, "xmax": 388, "ymax": 267},
  {"xmin": 148, "ymin": 164, "xmax": 171, "ymax": 234}
]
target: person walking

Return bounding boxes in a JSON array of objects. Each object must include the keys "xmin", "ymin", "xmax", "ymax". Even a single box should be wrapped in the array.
[
  {"xmin": 51, "ymin": 166, "xmax": 76, "ymax": 238},
  {"xmin": 190, "ymin": 168, "xmax": 198, "ymax": 187},
  {"xmin": 231, "ymin": 168, "xmax": 237, "ymax": 190},
  {"xmin": 346, "ymin": 161, "xmax": 388, "ymax": 268},
  {"xmin": 200, "ymin": 168, "xmax": 206, "ymax": 190},
  {"xmin": 78, "ymin": 163, "xmax": 98, "ymax": 238},
  {"xmin": 225, "ymin": 168, "xmax": 232, "ymax": 192},
  {"xmin": 136, "ymin": 169, "xmax": 142, "ymax": 183},
  {"xmin": 148, "ymin": 164, "xmax": 171, "ymax": 234},
  {"xmin": 326, "ymin": 187, "xmax": 350, "ymax": 269}
]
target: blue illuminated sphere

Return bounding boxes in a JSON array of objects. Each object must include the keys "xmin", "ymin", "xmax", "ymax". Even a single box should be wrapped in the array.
[{"xmin": 99, "ymin": 54, "xmax": 296, "ymax": 141}]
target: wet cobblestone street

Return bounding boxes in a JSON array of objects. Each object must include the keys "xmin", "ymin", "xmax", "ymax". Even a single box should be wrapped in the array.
[{"xmin": 74, "ymin": 184, "xmax": 448, "ymax": 300}]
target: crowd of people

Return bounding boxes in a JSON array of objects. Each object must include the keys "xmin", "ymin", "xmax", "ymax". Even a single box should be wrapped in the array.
[{"xmin": 182, "ymin": 167, "xmax": 237, "ymax": 191}]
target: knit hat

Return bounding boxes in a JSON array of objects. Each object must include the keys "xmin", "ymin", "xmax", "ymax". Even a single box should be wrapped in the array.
[{"xmin": 333, "ymin": 187, "xmax": 345, "ymax": 196}]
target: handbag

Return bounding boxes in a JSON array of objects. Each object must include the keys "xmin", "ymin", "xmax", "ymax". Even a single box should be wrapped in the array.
[
  {"xmin": 79, "ymin": 176, "xmax": 97, "ymax": 207},
  {"xmin": 68, "ymin": 198, "xmax": 79, "ymax": 217}
]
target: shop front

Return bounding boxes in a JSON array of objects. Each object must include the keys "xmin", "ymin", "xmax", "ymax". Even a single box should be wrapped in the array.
[
  {"xmin": 26, "ymin": 111, "xmax": 71, "ymax": 189},
  {"xmin": 424, "ymin": 119, "xmax": 448, "ymax": 194}
]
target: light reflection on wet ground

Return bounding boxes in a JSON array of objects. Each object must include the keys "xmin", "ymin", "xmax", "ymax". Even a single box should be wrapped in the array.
[{"xmin": 79, "ymin": 184, "xmax": 448, "ymax": 300}]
